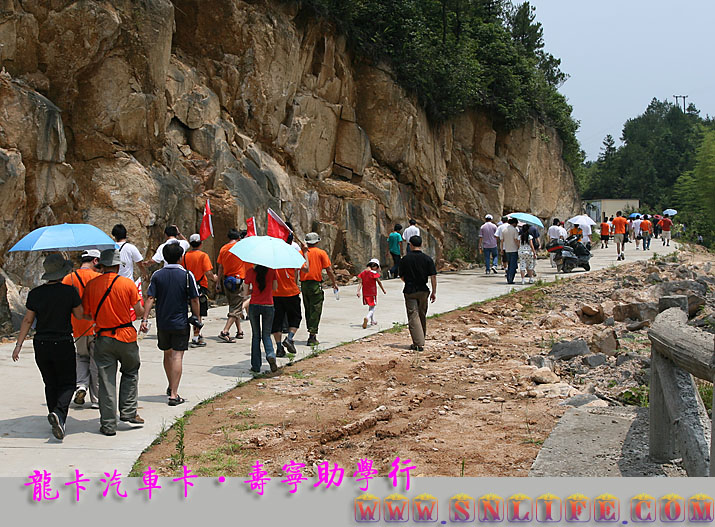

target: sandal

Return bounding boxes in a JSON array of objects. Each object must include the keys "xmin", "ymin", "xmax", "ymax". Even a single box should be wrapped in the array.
[
  {"xmin": 219, "ymin": 331, "xmax": 235, "ymax": 343},
  {"xmin": 168, "ymin": 396, "xmax": 185, "ymax": 406},
  {"xmin": 235, "ymin": 331, "xmax": 244, "ymax": 340}
]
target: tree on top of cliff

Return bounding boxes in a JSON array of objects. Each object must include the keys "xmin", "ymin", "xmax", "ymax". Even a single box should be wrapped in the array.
[{"xmin": 286, "ymin": 0, "xmax": 582, "ymax": 170}]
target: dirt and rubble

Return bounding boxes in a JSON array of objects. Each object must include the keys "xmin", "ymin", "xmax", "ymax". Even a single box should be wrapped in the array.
[{"xmin": 135, "ymin": 248, "xmax": 714, "ymax": 477}]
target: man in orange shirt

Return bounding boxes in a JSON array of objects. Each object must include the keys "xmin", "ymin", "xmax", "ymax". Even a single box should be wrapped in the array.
[
  {"xmin": 600, "ymin": 220, "xmax": 610, "ymax": 249},
  {"xmin": 83, "ymin": 249, "xmax": 145, "ymax": 436},
  {"xmin": 62, "ymin": 250, "xmax": 101, "ymax": 408},
  {"xmin": 640, "ymin": 215, "xmax": 653, "ymax": 251},
  {"xmin": 183, "ymin": 234, "xmax": 217, "ymax": 347},
  {"xmin": 612, "ymin": 211, "xmax": 628, "ymax": 261},
  {"xmin": 300, "ymin": 232, "xmax": 338, "ymax": 346},
  {"xmin": 216, "ymin": 229, "xmax": 249, "ymax": 342}
]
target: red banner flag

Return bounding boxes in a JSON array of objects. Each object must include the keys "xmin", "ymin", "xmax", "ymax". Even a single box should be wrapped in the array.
[
  {"xmin": 245, "ymin": 216, "xmax": 257, "ymax": 237},
  {"xmin": 199, "ymin": 199, "xmax": 213, "ymax": 241},
  {"xmin": 267, "ymin": 208, "xmax": 292, "ymax": 240}
]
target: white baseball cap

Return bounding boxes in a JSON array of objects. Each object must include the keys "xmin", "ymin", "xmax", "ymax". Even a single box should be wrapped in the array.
[
  {"xmin": 485, "ymin": 214, "xmax": 493, "ymax": 220},
  {"xmin": 81, "ymin": 249, "xmax": 101, "ymax": 259},
  {"xmin": 369, "ymin": 258, "xmax": 381, "ymax": 267},
  {"xmin": 189, "ymin": 233, "xmax": 201, "ymax": 243}
]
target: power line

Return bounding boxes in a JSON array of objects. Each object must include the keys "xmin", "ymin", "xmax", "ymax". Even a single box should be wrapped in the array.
[{"xmin": 673, "ymin": 94, "xmax": 688, "ymax": 112}]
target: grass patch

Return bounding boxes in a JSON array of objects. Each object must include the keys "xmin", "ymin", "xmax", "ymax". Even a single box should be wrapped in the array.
[
  {"xmin": 697, "ymin": 380, "xmax": 713, "ymax": 418},
  {"xmin": 234, "ymin": 422, "xmax": 270, "ymax": 432},
  {"xmin": 231, "ymin": 409, "xmax": 256, "ymax": 419},
  {"xmin": 618, "ymin": 385, "xmax": 649, "ymax": 407},
  {"xmin": 289, "ymin": 370, "xmax": 308, "ymax": 379},
  {"xmin": 385, "ymin": 322, "xmax": 407, "ymax": 334}
]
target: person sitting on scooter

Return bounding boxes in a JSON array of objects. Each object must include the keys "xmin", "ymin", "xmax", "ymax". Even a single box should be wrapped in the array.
[{"xmin": 568, "ymin": 224, "xmax": 583, "ymax": 242}]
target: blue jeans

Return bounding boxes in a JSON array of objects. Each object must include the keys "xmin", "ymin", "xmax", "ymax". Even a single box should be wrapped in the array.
[
  {"xmin": 483, "ymin": 247, "xmax": 498, "ymax": 272},
  {"xmin": 642, "ymin": 233, "xmax": 651, "ymax": 250},
  {"xmin": 506, "ymin": 252, "xmax": 518, "ymax": 284},
  {"xmin": 248, "ymin": 304, "xmax": 275, "ymax": 371}
]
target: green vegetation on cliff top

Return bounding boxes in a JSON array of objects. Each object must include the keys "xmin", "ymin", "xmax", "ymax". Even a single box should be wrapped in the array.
[{"xmin": 287, "ymin": 0, "xmax": 581, "ymax": 170}]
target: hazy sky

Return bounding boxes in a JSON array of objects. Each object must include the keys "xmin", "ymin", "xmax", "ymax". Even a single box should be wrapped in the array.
[{"xmin": 530, "ymin": 0, "xmax": 715, "ymax": 160}]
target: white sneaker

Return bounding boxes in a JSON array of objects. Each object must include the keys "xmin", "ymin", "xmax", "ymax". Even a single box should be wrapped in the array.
[
  {"xmin": 521, "ymin": 278, "xmax": 525, "ymax": 285},
  {"xmin": 528, "ymin": 277, "xmax": 534, "ymax": 284}
]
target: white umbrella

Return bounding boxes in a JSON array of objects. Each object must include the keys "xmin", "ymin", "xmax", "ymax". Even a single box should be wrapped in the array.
[{"xmin": 567, "ymin": 215, "xmax": 596, "ymax": 226}]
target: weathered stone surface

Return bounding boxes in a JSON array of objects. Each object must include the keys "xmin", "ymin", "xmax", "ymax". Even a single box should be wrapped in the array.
[
  {"xmin": 577, "ymin": 303, "xmax": 605, "ymax": 324},
  {"xmin": 625, "ymin": 320, "xmax": 651, "ymax": 332},
  {"xmin": 531, "ymin": 367, "xmax": 561, "ymax": 384},
  {"xmin": 613, "ymin": 302, "xmax": 658, "ymax": 322},
  {"xmin": 590, "ymin": 329, "xmax": 620, "ymax": 356},
  {"xmin": 334, "ymin": 120, "xmax": 371, "ymax": 175},
  {"xmin": 550, "ymin": 339, "xmax": 591, "ymax": 361},
  {"xmin": 655, "ymin": 280, "xmax": 709, "ymax": 317},
  {"xmin": 582, "ymin": 353, "xmax": 608, "ymax": 368},
  {"xmin": 560, "ymin": 394, "xmax": 608, "ymax": 408},
  {"xmin": 580, "ymin": 304, "xmax": 599, "ymax": 316},
  {"xmin": 528, "ymin": 355, "xmax": 555, "ymax": 370}
]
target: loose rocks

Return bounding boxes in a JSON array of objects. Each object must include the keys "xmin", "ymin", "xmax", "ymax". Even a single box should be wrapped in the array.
[{"xmin": 550, "ymin": 339, "xmax": 590, "ymax": 361}]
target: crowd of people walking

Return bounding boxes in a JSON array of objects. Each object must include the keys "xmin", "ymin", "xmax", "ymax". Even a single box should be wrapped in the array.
[{"xmin": 13, "ymin": 217, "xmax": 441, "ymax": 441}]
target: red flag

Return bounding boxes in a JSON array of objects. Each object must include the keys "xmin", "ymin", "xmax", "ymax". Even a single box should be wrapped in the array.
[
  {"xmin": 199, "ymin": 199, "xmax": 213, "ymax": 241},
  {"xmin": 267, "ymin": 208, "xmax": 292, "ymax": 240},
  {"xmin": 245, "ymin": 217, "xmax": 257, "ymax": 237}
]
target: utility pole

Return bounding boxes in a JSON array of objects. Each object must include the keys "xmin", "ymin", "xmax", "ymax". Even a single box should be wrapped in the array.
[{"xmin": 673, "ymin": 95, "xmax": 688, "ymax": 112}]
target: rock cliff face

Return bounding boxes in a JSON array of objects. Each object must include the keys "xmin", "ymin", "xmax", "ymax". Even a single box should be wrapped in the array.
[{"xmin": 0, "ymin": 0, "xmax": 580, "ymax": 324}]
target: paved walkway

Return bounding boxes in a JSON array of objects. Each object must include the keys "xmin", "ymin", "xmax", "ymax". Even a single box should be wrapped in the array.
[{"xmin": 0, "ymin": 239, "xmax": 676, "ymax": 476}]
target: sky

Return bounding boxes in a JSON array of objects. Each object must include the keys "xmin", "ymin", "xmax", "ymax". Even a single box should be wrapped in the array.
[{"xmin": 529, "ymin": 0, "xmax": 715, "ymax": 160}]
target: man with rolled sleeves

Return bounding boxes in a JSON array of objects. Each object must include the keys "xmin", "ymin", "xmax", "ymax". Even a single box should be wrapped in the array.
[{"xmin": 83, "ymin": 249, "xmax": 145, "ymax": 436}]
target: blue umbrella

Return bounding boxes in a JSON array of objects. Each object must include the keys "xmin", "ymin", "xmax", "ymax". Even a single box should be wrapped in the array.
[
  {"xmin": 628, "ymin": 213, "xmax": 642, "ymax": 219},
  {"xmin": 229, "ymin": 236, "xmax": 306, "ymax": 269},
  {"xmin": 508, "ymin": 212, "xmax": 543, "ymax": 228},
  {"xmin": 9, "ymin": 223, "xmax": 118, "ymax": 252},
  {"xmin": 663, "ymin": 209, "xmax": 677, "ymax": 216}
]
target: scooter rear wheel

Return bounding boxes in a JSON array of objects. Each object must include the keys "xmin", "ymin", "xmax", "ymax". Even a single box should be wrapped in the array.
[{"xmin": 582, "ymin": 263, "xmax": 591, "ymax": 271}]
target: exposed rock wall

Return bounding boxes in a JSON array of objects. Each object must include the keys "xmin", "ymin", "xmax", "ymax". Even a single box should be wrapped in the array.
[{"xmin": 0, "ymin": 0, "xmax": 580, "ymax": 326}]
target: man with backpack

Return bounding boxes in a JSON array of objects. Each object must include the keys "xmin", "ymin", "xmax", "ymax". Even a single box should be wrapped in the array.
[
  {"xmin": 141, "ymin": 243, "xmax": 200, "ymax": 407},
  {"xmin": 82, "ymin": 249, "xmax": 145, "ymax": 436}
]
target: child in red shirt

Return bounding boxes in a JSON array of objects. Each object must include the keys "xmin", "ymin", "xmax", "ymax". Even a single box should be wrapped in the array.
[{"xmin": 356, "ymin": 259, "xmax": 387, "ymax": 328}]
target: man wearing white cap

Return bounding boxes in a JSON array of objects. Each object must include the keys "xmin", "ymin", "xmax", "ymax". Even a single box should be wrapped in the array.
[
  {"xmin": 478, "ymin": 214, "xmax": 498, "ymax": 274},
  {"xmin": 299, "ymin": 232, "xmax": 338, "ymax": 346},
  {"xmin": 62, "ymin": 250, "xmax": 101, "ymax": 408},
  {"xmin": 357, "ymin": 258, "xmax": 387, "ymax": 328},
  {"xmin": 83, "ymin": 249, "xmax": 145, "ymax": 435}
]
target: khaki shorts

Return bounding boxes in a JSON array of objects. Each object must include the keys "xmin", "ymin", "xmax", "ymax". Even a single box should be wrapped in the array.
[
  {"xmin": 662, "ymin": 230, "xmax": 671, "ymax": 240},
  {"xmin": 614, "ymin": 233, "xmax": 624, "ymax": 244},
  {"xmin": 225, "ymin": 287, "xmax": 245, "ymax": 319}
]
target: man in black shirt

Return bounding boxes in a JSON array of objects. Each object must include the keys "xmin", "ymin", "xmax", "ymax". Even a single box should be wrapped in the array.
[
  {"xmin": 13, "ymin": 254, "xmax": 84, "ymax": 440},
  {"xmin": 398, "ymin": 235, "xmax": 437, "ymax": 351}
]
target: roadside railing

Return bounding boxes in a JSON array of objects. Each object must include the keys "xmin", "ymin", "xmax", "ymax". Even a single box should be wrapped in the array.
[{"xmin": 648, "ymin": 298, "xmax": 715, "ymax": 476}]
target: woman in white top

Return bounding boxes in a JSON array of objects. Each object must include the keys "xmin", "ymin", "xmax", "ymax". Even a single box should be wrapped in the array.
[{"xmin": 518, "ymin": 224, "xmax": 538, "ymax": 284}]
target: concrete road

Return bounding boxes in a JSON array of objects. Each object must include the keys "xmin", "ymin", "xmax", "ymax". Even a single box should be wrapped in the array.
[{"xmin": 0, "ymin": 238, "xmax": 676, "ymax": 476}]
